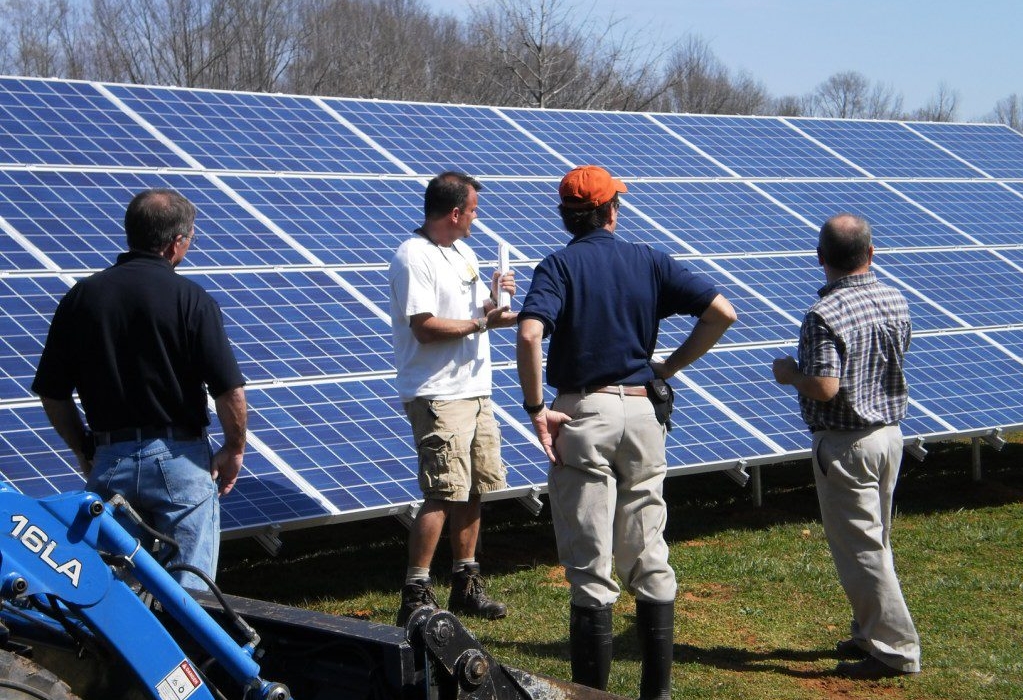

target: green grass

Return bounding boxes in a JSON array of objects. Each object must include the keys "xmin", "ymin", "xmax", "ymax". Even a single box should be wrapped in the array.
[{"xmin": 217, "ymin": 438, "xmax": 1023, "ymax": 699}]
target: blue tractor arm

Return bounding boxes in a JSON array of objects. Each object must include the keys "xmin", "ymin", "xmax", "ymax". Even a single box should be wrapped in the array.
[{"xmin": 0, "ymin": 483, "xmax": 622, "ymax": 700}]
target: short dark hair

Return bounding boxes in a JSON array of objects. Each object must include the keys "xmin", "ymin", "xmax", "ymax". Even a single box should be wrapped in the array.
[
  {"xmin": 818, "ymin": 213, "xmax": 872, "ymax": 272},
  {"xmin": 124, "ymin": 189, "xmax": 196, "ymax": 252},
  {"xmin": 558, "ymin": 195, "xmax": 618, "ymax": 237},
  {"xmin": 424, "ymin": 171, "xmax": 482, "ymax": 220}
]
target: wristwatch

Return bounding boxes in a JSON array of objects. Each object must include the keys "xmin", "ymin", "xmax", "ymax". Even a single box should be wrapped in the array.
[
  {"xmin": 475, "ymin": 317, "xmax": 488, "ymax": 333},
  {"xmin": 522, "ymin": 400, "xmax": 545, "ymax": 415}
]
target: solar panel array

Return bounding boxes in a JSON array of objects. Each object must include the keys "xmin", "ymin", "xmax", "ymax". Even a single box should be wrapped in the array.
[{"xmin": 3, "ymin": 76, "xmax": 1023, "ymax": 540}]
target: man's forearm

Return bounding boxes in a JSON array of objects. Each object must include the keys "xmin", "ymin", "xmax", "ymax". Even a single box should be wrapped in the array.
[
  {"xmin": 214, "ymin": 386, "xmax": 247, "ymax": 452},
  {"xmin": 663, "ymin": 294, "xmax": 737, "ymax": 375},
  {"xmin": 516, "ymin": 320, "xmax": 546, "ymax": 407},
  {"xmin": 39, "ymin": 397, "xmax": 88, "ymax": 457}
]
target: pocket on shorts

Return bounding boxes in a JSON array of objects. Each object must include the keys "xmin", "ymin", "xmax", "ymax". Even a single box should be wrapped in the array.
[{"xmin": 417, "ymin": 430, "xmax": 457, "ymax": 493}]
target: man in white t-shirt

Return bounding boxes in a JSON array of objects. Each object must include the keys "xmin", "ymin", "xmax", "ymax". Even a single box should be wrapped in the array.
[{"xmin": 388, "ymin": 171, "xmax": 517, "ymax": 626}]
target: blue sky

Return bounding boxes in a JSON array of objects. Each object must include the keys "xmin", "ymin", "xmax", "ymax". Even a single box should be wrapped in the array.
[{"xmin": 428, "ymin": 0, "xmax": 1021, "ymax": 121}]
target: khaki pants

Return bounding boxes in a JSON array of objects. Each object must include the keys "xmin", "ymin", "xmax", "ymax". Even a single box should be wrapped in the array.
[
  {"xmin": 812, "ymin": 424, "xmax": 921, "ymax": 672},
  {"xmin": 549, "ymin": 390, "xmax": 675, "ymax": 608}
]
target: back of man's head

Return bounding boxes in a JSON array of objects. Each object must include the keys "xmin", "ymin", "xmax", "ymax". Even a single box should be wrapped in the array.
[
  {"xmin": 818, "ymin": 213, "xmax": 872, "ymax": 272},
  {"xmin": 125, "ymin": 189, "xmax": 196, "ymax": 252},
  {"xmin": 423, "ymin": 172, "xmax": 482, "ymax": 220}
]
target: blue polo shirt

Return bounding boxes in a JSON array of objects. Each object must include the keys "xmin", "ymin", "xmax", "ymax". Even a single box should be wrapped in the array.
[{"xmin": 519, "ymin": 230, "xmax": 719, "ymax": 390}]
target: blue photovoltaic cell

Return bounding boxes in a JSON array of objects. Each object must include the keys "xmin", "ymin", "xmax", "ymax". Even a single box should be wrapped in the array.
[
  {"xmin": 905, "ymin": 332, "xmax": 1023, "ymax": 431},
  {"xmin": 0, "ymin": 170, "xmax": 308, "ymax": 270},
  {"xmin": 468, "ymin": 179, "xmax": 569, "ymax": 261},
  {"xmin": 244, "ymin": 379, "xmax": 421, "ymax": 514},
  {"xmin": 622, "ymin": 180, "xmax": 816, "ymax": 255},
  {"xmin": 980, "ymin": 329, "xmax": 1023, "ymax": 366},
  {"xmin": 327, "ymin": 99, "xmax": 567, "ymax": 177},
  {"xmin": 500, "ymin": 108, "xmax": 728, "ymax": 178},
  {"xmin": 0, "ymin": 77, "xmax": 188, "ymax": 169},
  {"xmin": 218, "ymin": 448, "xmax": 331, "ymax": 531},
  {"xmin": 0, "ymin": 405, "xmax": 83, "ymax": 498},
  {"xmin": 0, "ymin": 275, "xmax": 69, "ymax": 400},
  {"xmin": 188, "ymin": 270, "xmax": 392, "ymax": 383},
  {"xmin": 757, "ymin": 181, "xmax": 972, "ymax": 249},
  {"xmin": 654, "ymin": 257, "xmax": 805, "ymax": 347},
  {"xmin": 886, "ymin": 181, "xmax": 1023, "ymax": 245},
  {"xmin": 788, "ymin": 118, "xmax": 984, "ymax": 179},
  {"xmin": 993, "ymin": 248, "xmax": 1023, "ymax": 275},
  {"xmin": 696, "ymin": 254, "xmax": 822, "ymax": 327},
  {"xmin": 906, "ymin": 121, "xmax": 1023, "ymax": 179},
  {"xmin": 874, "ymin": 250, "xmax": 1023, "ymax": 331},
  {"xmin": 222, "ymin": 174, "xmax": 424, "ymax": 266},
  {"xmin": 108, "ymin": 85, "xmax": 402, "ymax": 175},
  {"xmin": 653, "ymin": 114, "xmax": 863, "ymax": 178},
  {"xmin": 683, "ymin": 346, "xmax": 812, "ymax": 455}
]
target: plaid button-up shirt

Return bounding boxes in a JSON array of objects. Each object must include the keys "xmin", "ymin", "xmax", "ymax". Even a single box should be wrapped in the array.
[{"xmin": 797, "ymin": 271, "xmax": 911, "ymax": 431}]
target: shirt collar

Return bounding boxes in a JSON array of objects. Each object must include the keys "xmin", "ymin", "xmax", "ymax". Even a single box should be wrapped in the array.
[
  {"xmin": 116, "ymin": 250, "xmax": 173, "ymax": 269},
  {"xmin": 568, "ymin": 229, "xmax": 614, "ymax": 245},
  {"xmin": 817, "ymin": 270, "xmax": 876, "ymax": 298}
]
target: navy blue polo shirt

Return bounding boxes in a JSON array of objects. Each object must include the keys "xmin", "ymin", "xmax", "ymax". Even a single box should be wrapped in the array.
[
  {"xmin": 519, "ymin": 230, "xmax": 719, "ymax": 390},
  {"xmin": 32, "ymin": 251, "xmax": 244, "ymax": 432}
]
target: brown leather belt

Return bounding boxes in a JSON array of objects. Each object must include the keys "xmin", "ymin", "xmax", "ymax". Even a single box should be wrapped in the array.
[{"xmin": 563, "ymin": 385, "xmax": 648, "ymax": 397}]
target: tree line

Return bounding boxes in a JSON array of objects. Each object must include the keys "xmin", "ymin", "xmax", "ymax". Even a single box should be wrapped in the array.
[{"xmin": 1, "ymin": 0, "xmax": 1020, "ymax": 129}]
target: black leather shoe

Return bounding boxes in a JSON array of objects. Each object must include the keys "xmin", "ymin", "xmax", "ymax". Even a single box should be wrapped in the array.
[
  {"xmin": 835, "ymin": 655, "xmax": 917, "ymax": 680},
  {"xmin": 835, "ymin": 638, "xmax": 869, "ymax": 659}
]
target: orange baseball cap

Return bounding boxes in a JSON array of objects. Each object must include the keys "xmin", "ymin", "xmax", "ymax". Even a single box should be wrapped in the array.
[{"xmin": 558, "ymin": 165, "xmax": 627, "ymax": 209}]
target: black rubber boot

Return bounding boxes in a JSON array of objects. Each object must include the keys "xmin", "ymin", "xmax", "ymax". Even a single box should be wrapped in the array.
[
  {"xmin": 636, "ymin": 600, "xmax": 675, "ymax": 700},
  {"xmin": 396, "ymin": 578, "xmax": 439, "ymax": 627},
  {"xmin": 447, "ymin": 563, "xmax": 507, "ymax": 620},
  {"xmin": 569, "ymin": 603, "xmax": 613, "ymax": 690}
]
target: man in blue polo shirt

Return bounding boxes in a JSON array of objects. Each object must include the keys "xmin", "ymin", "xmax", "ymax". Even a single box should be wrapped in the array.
[{"xmin": 516, "ymin": 165, "xmax": 736, "ymax": 699}]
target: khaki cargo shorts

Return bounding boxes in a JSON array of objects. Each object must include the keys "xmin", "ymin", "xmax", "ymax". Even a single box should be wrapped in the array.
[{"xmin": 403, "ymin": 396, "xmax": 506, "ymax": 501}]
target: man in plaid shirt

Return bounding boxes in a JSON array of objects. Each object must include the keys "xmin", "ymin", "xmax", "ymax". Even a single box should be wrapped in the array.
[{"xmin": 772, "ymin": 213, "xmax": 920, "ymax": 680}]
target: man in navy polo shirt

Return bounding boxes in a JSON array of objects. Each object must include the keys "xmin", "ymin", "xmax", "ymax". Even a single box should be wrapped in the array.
[
  {"xmin": 33, "ymin": 188, "xmax": 247, "ymax": 591},
  {"xmin": 516, "ymin": 165, "xmax": 736, "ymax": 699}
]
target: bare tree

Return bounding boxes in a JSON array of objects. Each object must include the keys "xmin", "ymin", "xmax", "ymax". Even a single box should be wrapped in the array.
[
  {"xmin": 656, "ymin": 35, "xmax": 769, "ymax": 115},
  {"xmin": 807, "ymin": 70, "xmax": 904, "ymax": 119},
  {"xmin": 0, "ymin": 0, "xmax": 91, "ymax": 78},
  {"xmin": 990, "ymin": 93, "xmax": 1023, "ymax": 131},
  {"xmin": 466, "ymin": 0, "xmax": 671, "ymax": 110},
  {"xmin": 285, "ymin": 0, "xmax": 463, "ymax": 101},
  {"xmin": 908, "ymin": 82, "xmax": 959, "ymax": 122}
]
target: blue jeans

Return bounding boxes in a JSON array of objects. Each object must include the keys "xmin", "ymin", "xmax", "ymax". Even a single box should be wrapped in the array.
[{"xmin": 86, "ymin": 437, "xmax": 219, "ymax": 591}]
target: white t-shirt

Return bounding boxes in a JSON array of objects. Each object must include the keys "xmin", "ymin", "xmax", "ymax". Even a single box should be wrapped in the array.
[{"xmin": 389, "ymin": 234, "xmax": 492, "ymax": 402}]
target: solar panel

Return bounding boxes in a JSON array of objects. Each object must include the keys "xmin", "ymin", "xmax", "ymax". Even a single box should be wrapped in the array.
[
  {"xmin": 906, "ymin": 121, "xmax": 1023, "ymax": 179},
  {"xmin": 653, "ymin": 114, "xmax": 864, "ymax": 178},
  {"xmin": 499, "ymin": 107, "xmax": 729, "ymax": 177},
  {"xmin": 327, "ymin": 99, "xmax": 568, "ymax": 177},
  {"xmin": 2, "ymin": 76, "xmax": 1022, "ymax": 539},
  {"xmin": 107, "ymin": 84, "xmax": 403, "ymax": 175},
  {"xmin": 886, "ymin": 181, "xmax": 1023, "ymax": 245},
  {"xmin": 787, "ymin": 117, "xmax": 985, "ymax": 179},
  {"xmin": 0, "ymin": 169, "xmax": 308, "ymax": 270},
  {"xmin": 0, "ymin": 77, "xmax": 188, "ymax": 169},
  {"xmin": 756, "ymin": 180, "xmax": 973, "ymax": 249}
]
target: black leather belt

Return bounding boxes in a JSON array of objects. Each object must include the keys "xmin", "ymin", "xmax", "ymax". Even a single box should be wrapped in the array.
[{"xmin": 92, "ymin": 425, "xmax": 205, "ymax": 445}]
